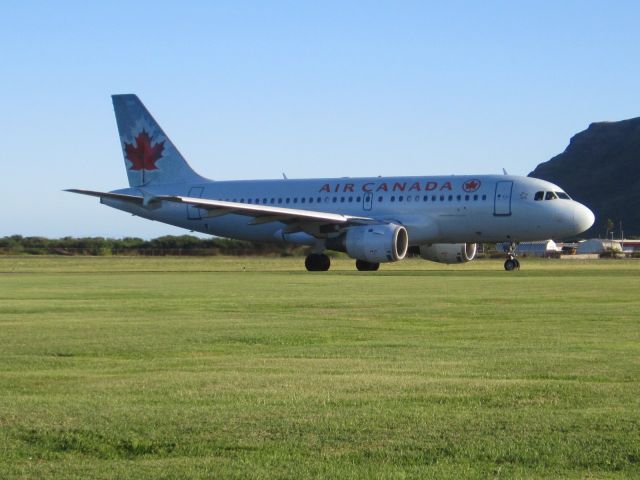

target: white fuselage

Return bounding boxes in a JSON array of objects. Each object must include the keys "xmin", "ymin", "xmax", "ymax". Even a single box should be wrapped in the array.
[{"xmin": 103, "ymin": 174, "xmax": 594, "ymax": 246}]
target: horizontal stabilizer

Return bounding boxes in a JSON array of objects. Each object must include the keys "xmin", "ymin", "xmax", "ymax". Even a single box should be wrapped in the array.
[{"xmin": 65, "ymin": 189, "xmax": 145, "ymax": 205}]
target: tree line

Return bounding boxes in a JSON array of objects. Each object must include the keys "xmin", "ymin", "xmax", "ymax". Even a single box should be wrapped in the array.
[{"xmin": 0, "ymin": 235, "xmax": 305, "ymax": 257}]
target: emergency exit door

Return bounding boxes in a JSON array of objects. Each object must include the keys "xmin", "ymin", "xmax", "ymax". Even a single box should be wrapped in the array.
[{"xmin": 494, "ymin": 181, "xmax": 513, "ymax": 216}]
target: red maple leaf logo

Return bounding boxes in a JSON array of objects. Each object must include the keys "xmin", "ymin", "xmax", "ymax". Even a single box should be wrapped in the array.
[
  {"xmin": 463, "ymin": 179, "xmax": 481, "ymax": 192},
  {"xmin": 124, "ymin": 130, "xmax": 164, "ymax": 171}
]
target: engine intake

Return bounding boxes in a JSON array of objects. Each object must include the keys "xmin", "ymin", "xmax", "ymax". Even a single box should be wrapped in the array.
[
  {"xmin": 419, "ymin": 243, "xmax": 477, "ymax": 264},
  {"xmin": 326, "ymin": 224, "xmax": 408, "ymax": 263}
]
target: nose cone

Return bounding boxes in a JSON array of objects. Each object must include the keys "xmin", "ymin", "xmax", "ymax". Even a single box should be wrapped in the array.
[{"xmin": 573, "ymin": 203, "xmax": 595, "ymax": 234}]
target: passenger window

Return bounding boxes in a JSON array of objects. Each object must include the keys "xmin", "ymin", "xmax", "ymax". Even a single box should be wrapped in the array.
[
  {"xmin": 456, "ymin": 195, "xmax": 461, "ymax": 201},
  {"xmin": 545, "ymin": 191, "xmax": 558, "ymax": 200},
  {"xmin": 465, "ymin": 195, "xmax": 469, "ymax": 201},
  {"xmin": 293, "ymin": 198, "xmax": 298, "ymax": 204},
  {"xmin": 423, "ymin": 195, "xmax": 428, "ymax": 202},
  {"xmin": 399, "ymin": 196, "xmax": 404, "ymax": 202},
  {"xmin": 448, "ymin": 195, "xmax": 453, "ymax": 201},
  {"xmin": 534, "ymin": 191, "xmax": 544, "ymax": 201},
  {"xmin": 309, "ymin": 197, "xmax": 313, "ymax": 203},
  {"xmin": 482, "ymin": 195, "xmax": 487, "ymax": 200},
  {"xmin": 391, "ymin": 196, "xmax": 396, "ymax": 202},
  {"xmin": 286, "ymin": 198, "xmax": 290, "ymax": 204},
  {"xmin": 378, "ymin": 196, "xmax": 383, "ymax": 202},
  {"xmin": 356, "ymin": 196, "xmax": 361, "ymax": 202},
  {"xmin": 473, "ymin": 195, "xmax": 478, "ymax": 201}
]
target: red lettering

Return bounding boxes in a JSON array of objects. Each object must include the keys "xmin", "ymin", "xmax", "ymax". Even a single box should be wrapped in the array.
[
  {"xmin": 344, "ymin": 183, "xmax": 355, "ymax": 193},
  {"xmin": 440, "ymin": 181, "xmax": 452, "ymax": 191},
  {"xmin": 425, "ymin": 181, "xmax": 437, "ymax": 191},
  {"xmin": 393, "ymin": 182, "xmax": 407, "ymax": 192},
  {"xmin": 409, "ymin": 182, "xmax": 421, "ymax": 192},
  {"xmin": 362, "ymin": 182, "xmax": 375, "ymax": 192},
  {"xmin": 376, "ymin": 183, "xmax": 388, "ymax": 192},
  {"xmin": 319, "ymin": 184, "xmax": 331, "ymax": 193}
]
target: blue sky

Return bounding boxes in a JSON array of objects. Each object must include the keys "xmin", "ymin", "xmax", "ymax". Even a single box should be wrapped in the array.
[{"xmin": 2, "ymin": 1, "xmax": 639, "ymax": 238}]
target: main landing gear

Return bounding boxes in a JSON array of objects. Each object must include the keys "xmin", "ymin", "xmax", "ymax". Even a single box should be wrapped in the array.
[
  {"xmin": 503, "ymin": 242, "xmax": 520, "ymax": 271},
  {"xmin": 304, "ymin": 254, "xmax": 381, "ymax": 272},
  {"xmin": 356, "ymin": 260, "xmax": 380, "ymax": 271},
  {"xmin": 305, "ymin": 253, "xmax": 331, "ymax": 271}
]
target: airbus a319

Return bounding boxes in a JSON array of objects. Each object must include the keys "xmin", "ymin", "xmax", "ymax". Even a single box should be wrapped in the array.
[{"xmin": 68, "ymin": 95, "xmax": 595, "ymax": 271}]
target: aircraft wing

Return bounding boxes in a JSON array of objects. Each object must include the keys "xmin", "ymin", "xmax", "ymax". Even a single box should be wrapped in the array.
[{"xmin": 66, "ymin": 189, "xmax": 375, "ymax": 227}]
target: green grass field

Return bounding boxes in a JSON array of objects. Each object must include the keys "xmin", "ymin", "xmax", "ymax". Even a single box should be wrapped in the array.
[{"xmin": 1, "ymin": 256, "xmax": 639, "ymax": 479}]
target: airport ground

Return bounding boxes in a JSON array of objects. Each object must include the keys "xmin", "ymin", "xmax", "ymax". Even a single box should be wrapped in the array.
[{"xmin": 0, "ymin": 256, "xmax": 638, "ymax": 479}]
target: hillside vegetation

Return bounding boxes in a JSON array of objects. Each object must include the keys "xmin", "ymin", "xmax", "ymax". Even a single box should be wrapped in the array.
[{"xmin": 530, "ymin": 117, "xmax": 640, "ymax": 237}]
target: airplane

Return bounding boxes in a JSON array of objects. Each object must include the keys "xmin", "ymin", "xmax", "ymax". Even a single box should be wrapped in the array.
[{"xmin": 67, "ymin": 94, "xmax": 595, "ymax": 272}]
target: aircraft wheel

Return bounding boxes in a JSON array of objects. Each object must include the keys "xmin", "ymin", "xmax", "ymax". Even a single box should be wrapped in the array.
[
  {"xmin": 504, "ymin": 258, "xmax": 518, "ymax": 271},
  {"xmin": 356, "ymin": 260, "xmax": 380, "ymax": 271},
  {"xmin": 305, "ymin": 254, "xmax": 331, "ymax": 271}
]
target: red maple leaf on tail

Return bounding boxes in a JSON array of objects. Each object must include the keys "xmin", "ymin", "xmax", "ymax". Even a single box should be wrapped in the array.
[{"xmin": 124, "ymin": 130, "xmax": 164, "ymax": 170}]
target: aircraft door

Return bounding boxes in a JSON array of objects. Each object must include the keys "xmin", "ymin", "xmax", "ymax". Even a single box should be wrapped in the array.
[
  {"xmin": 187, "ymin": 186, "xmax": 205, "ymax": 220},
  {"xmin": 494, "ymin": 181, "xmax": 513, "ymax": 216},
  {"xmin": 362, "ymin": 191, "xmax": 373, "ymax": 211}
]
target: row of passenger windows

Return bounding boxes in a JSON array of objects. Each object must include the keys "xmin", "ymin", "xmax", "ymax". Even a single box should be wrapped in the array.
[
  {"xmin": 534, "ymin": 191, "xmax": 571, "ymax": 201},
  {"xmin": 221, "ymin": 194, "xmax": 488, "ymax": 204}
]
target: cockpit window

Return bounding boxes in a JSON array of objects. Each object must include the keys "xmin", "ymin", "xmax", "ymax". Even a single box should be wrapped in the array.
[
  {"xmin": 534, "ymin": 191, "xmax": 544, "ymax": 201},
  {"xmin": 556, "ymin": 192, "xmax": 571, "ymax": 200},
  {"xmin": 545, "ymin": 191, "xmax": 558, "ymax": 200}
]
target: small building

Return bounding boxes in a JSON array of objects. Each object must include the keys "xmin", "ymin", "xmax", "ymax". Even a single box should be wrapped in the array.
[
  {"xmin": 622, "ymin": 240, "xmax": 640, "ymax": 254},
  {"xmin": 499, "ymin": 240, "xmax": 560, "ymax": 257},
  {"xmin": 576, "ymin": 239, "xmax": 623, "ymax": 254}
]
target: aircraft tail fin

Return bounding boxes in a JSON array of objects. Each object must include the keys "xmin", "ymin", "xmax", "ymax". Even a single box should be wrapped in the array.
[{"xmin": 112, "ymin": 94, "xmax": 205, "ymax": 187}]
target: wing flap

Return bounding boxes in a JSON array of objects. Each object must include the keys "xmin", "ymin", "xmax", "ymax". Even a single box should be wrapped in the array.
[{"xmin": 156, "ymin": 195, "xmax": 372, "ymax": 225}]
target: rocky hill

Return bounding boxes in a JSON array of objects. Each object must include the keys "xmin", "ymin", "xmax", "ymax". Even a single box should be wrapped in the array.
[{"xmin": 529, "ymin": 117, "xmax": 640, "ymax": 238}]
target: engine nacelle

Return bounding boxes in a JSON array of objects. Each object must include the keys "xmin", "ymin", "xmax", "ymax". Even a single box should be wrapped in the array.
[
  {"xmin": 419, "ymin": 243, "xmax": 477, "ymax": 264},
  {"xmin": 327, "ymin": 224, "xmax": 409, "ymax": 263}
]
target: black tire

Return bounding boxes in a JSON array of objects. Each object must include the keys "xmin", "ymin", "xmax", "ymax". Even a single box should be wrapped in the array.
[
  {"xmin": 318, "ymin": 254, "xmax": 331, "ymax": 271},
  {"xmin": 356, "ymin": 260, "xmax": 380, "ymax": 271},
  {"xmin": 305, "ymin": 254, "xmax": 331, "ymax": 271},
  {"xmin": 504, "ymin": 258, "xmax": 517, "ymax": 271}
]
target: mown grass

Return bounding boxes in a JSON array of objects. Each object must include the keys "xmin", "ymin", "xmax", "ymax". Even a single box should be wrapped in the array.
[{"xmin": 0, "ymin": 256, "xmax": 638, "ymax": 479}]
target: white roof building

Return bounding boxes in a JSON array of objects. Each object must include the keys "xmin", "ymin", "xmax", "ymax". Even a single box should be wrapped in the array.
[
  {"xmin": 499, "ymin": 240, "xmax": 560, "ymax": 257},
  {"xmin": 576, "ymin": 239, "xmax": 623, "ymax": 254}
]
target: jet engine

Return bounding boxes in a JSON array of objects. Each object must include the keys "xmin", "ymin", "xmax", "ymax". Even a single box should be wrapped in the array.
[
  {"xmin": 326, "ymin": 224, "xmax": 409, "ymax": 263},
  {"xmin": 419, "ymin": 243, "xmax": 477, "ymax": 264}
]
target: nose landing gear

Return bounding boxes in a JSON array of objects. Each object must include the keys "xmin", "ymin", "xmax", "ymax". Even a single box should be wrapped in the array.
[{"xmin": 503, "ymin": 242, "xmax": 520, "ymax": 271}]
